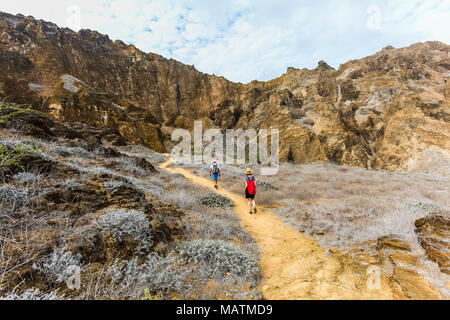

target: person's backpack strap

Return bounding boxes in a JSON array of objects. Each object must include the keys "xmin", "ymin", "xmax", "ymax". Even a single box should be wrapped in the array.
[{"xmin": 247, "ymin": 175, "xmax": 256, "ymax": 195}]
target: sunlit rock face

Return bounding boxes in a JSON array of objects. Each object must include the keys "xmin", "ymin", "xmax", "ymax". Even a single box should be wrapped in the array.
[{"xmin": 0, "ymin": 11, "xmax": 449, "ymax": 171}]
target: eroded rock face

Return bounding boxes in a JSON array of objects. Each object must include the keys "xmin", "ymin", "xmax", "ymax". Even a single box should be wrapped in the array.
[
  {"xmin": 0, "ymin": 12, "xmax": 449, "ymax": 171},
  {"xmin": 415, "ymin": 212, "xmax": 450, "ymax": 275}
]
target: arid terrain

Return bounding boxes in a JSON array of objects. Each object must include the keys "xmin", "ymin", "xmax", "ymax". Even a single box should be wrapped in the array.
[{"xmin": 0, "ymin": 11, "xmax": 449, "ymax": 300}]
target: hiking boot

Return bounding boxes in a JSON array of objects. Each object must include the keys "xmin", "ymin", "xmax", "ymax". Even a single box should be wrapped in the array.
[
  {"xmin": 214, "ymin": 185, "xmax": 218, "ymax": 190},
  {"xmin": 254, "ymin": 208, "xmax": 257, "ymax": 214},
  {"xmin": 249, "ymin": 211, "xmax": 253, "ymax": 215}
]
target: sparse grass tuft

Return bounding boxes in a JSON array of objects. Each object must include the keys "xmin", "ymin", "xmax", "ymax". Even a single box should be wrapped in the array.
[
  {"xmin": 103, "ymin": 180, "xmax": 133, "ymax": 195},
  {"xmin": 256, "ymin": 180, "xmax": 279, "ymax": 190},
  {"xmin": 56, "ymin": 179, "xmax": 83, "ymax": 190},
  {"xmin": 0, "ymin": 142, "xmax": 46, "ymax": 174}
]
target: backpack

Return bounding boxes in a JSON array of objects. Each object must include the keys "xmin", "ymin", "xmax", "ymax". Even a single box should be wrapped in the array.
[
  {"xmin": 246, "ymin": 176, "xmax": 256, "ymax": 195},
  {"xmin": 212, "ymin": 164, "xmax": 219, "ymax": 174}
]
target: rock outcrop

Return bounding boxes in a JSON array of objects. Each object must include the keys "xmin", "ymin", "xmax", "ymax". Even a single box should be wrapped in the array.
[
  {"xmin": 0, "ymin": 11, "xmax": 449, "ymax": 171},
  {"xmin": 415, "ymin": 212, "xmax": 450, "ymax": 275}
]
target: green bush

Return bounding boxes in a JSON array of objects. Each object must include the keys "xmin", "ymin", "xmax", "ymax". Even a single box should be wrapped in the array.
[{"xmin": 0, "ymin": 142, "xmax": 44, "ymax": 173}]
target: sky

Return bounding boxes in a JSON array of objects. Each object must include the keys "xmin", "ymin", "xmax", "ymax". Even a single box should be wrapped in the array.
[{"xmin": 2, "ymin": 0, "xmax": 450, "ymax": 83}]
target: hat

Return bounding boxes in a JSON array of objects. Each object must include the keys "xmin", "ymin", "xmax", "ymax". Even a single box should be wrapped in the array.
[{"xmin": 245, "ymin": 168, "xmax": 253, "ymax": 175}]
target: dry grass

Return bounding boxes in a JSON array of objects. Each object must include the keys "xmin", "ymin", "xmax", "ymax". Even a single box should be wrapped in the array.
[{"xmin": 183, "ymin": 161, "xmax": 450, "ymax": 249}]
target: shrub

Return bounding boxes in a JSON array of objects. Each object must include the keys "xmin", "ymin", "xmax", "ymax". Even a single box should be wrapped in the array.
[
  {"xmin": 12, "ymin": 172, "xmax": 41, "ymax": 185},
  {"xmin": 199, "ymin": 192, "xmax": 234, "ymax": 208},
  {"xmin": 105, "ymin": 253, "xmax": 190, "ymax": 298},
  {"xmin": 103, "ymin": 180, "xmax": 133, "ymax": 195},
  {"xmin": 190, "ymin": 209, "xmax": 239, "ymax": 240},
  {"xmin": 256, "ymin": 180, "xmax": 279, "ymax": 190},
  {"xmin": 0, "ymin": 142, "xmax": 45, "ymax": 173},
  {"xmin": 57, "ymin": 179, "xmax": 83, "ymax": 190},
  {"xmin": 66, "ymin": 160, "xmax": 115, "ymax": 176},
  {"xmin": 178, "ymin": 239, "xmax": 259, "ymax": 279},
  {"xmin": 94, "ymin": 209, "xmax": 152, "ymax": 247},
  {"xmin": 140, "ymin": 253, "xmax": 188, "ymax": 295},
  {"xmin": 0, "ymin": 185, "xmax": 31, "ymax": 206},
  {"xmin": 111, "ymin": 158, "xmax": 147, "ymax": 177},
  {"xmin": 163, "ymin": 191, "xmax": 200, "ymax": 212},
  {"xmin": 0, "ymin": 289, "xmax": 63, "ymax": 300},
  {"xmin": 32, "ymin": 248, "xmax": 83, "ymax": 285}
]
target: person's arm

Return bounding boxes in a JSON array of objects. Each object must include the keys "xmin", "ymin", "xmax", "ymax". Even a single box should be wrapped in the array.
[
  {"xmin": 209, "ymin": 168, "xmax": 212, "ymax": 176},
  {"xmin": 218, "ymin": 168, "xmax": 221, "ymax": 176}
]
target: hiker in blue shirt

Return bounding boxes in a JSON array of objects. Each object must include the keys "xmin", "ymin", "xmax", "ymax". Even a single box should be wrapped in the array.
[{"xmin": 209, "ymin": 160, "xmax": 221, "ymax": 189}]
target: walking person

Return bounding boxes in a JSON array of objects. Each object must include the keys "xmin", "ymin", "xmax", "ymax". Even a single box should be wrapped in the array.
[
  {"xmin": 210, "ymin": 160, "xmax": 220, "ymax": 189},
  {"xmin": 245, "ymin": 168, "xmax": 257, "ymax": 214}
]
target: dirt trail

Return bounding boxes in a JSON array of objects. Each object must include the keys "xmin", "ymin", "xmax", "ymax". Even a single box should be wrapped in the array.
[{"xmin": 158, "ymin": 158, "xmax": 444, "ymax": 300}]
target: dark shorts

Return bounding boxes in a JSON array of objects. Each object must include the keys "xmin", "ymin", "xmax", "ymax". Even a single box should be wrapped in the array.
[{"xmin": 245, "ymin": 189, "xmax": 255, "ymax": 199}]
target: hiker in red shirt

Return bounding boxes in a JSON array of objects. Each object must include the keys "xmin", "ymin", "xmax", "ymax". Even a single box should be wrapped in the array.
[{"xmin": 245, "ymin": 168, "xmax": 257, "ymax": 214}]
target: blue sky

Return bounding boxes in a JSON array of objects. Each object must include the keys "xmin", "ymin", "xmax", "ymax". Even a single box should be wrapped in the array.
[{"xmin": 2, "ymin": 0, "xmax": 450, "ymax": 83}]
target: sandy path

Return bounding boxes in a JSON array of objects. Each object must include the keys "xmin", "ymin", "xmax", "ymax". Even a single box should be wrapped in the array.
[{"xmin": 158, "ymin": 158, "xmax": 442, "ymax": 300}]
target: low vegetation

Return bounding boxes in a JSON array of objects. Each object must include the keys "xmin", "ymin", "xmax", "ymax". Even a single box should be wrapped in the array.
[
  {"xmin": 94, "ymin": 208, "xmax": 153, "ymax": 249},
  {"xmin": 32, "ymin": 248, "xmax": 84, "ymax": 285}
]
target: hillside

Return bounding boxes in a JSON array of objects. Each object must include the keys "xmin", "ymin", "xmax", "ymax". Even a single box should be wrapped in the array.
[{"xmin": 1, "ymin": 11, "xmax": 449, "ymax": 171}]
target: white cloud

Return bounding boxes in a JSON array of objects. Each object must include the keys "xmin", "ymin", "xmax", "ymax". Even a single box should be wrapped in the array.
[{"xmin": 1, "ymin": 0, "xmax": 449, "ymax": 83}]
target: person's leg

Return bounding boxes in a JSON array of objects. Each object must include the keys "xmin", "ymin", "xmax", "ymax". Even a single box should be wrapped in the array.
[
  {"xmin": 252, "ymin": 199, "xmax": 256, "ymax": 213},
  {"xmin": 248, "ymin": 199, "xmax": 252, "ymax": 214}
]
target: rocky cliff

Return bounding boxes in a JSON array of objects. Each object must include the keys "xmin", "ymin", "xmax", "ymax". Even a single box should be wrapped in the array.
[{"xmin": 1, "ymin": 11, "xmax": 449, "ymax": 171}]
